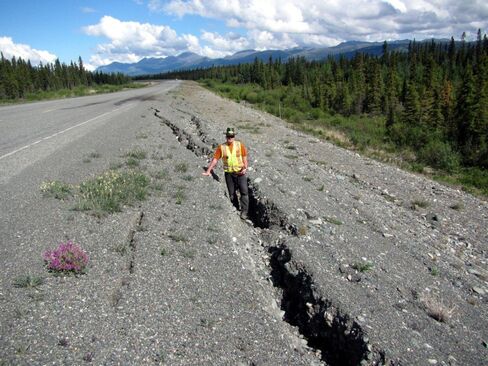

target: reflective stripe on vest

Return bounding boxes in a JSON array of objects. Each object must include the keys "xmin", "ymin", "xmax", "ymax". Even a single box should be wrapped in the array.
[{"xmin": 221, "ymin": 141, "xmax": 243, "ymax": 173}]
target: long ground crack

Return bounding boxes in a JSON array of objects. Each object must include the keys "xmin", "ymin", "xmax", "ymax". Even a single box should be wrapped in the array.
[{"xmin": 153, "ymin": 109, "xmax": 381, "ymax": 365}]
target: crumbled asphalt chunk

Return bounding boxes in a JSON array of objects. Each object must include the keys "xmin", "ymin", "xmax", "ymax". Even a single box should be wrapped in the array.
[{"xmin": 1, "ymin": 81, "xmax": 487, "ymax": 365}]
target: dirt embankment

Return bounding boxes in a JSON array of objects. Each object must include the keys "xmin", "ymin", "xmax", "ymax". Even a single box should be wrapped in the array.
[
  {"xmin": 1, "ymin": 80, "xmax": 487, "ymax": 365},
  {"xmin": 159, "ymin": 81, "xmax": 488, "ymax": 365}
]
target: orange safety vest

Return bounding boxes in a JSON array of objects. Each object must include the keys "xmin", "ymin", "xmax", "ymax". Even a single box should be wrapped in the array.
[{"xmin": 221, "ymin": 141, "xmax": 244, "ymax": 173}]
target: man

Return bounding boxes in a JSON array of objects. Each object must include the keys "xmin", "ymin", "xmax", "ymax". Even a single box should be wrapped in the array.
[{"xmin": 202, "ymin": 127, "xmax": 249, "ymax": 220}]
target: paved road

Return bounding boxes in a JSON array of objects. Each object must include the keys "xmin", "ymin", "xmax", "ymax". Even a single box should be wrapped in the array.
[
  {"xmin": 0, "ymin": 81, "xmax": 179, "ymax": 184},
  {"xmin": 0, "ymin": 80, "xmax": 320, "ymax": 365}
]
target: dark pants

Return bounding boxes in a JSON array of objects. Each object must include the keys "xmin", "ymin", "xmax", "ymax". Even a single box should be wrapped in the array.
[{"xmin": 224, "ymin": 172, "xmax": 249, "ymax": 215}]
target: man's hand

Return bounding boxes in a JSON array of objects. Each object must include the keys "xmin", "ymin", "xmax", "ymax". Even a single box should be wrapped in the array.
[
  {"xmin": 238, "ymin": 168, "xmax": 247, "ymax": 176},
  {"xmin": 202, "ymin": 171, "xmax": 211, "ymax": 176}
]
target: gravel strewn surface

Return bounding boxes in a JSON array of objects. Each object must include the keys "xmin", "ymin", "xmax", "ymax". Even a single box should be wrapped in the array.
[
  {"xmin": 1, "ymin": 81, "xmax": 487, "ymax": 365},
  {"xmin": 154, "ymin": 81, "xmax": 487, "ymax": 365}
]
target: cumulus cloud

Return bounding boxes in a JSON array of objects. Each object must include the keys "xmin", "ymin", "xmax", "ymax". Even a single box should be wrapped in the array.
[
  {"xmin": 163, "ymin": 0, "xmax": 488, "ymax": 44},
  {"xmin": 83, "ymin": 16, "xmax": 200, "ymax": 66},
  {"xmin": 85, "ymin": 1, "xmax": 488, "ymax": 65},
  {"xmin": 0, "ymin": 36, "xmax": 57, "ymax": 65}
]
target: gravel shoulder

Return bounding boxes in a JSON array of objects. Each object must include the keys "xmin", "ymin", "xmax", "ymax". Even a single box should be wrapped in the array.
[
  {"xmin": 157, "ymin": 81, "xmax": 488, "ymax": 365},
  {"xmin": 1, "ymin": 81, "xmax": 487, "ymax": 365}
]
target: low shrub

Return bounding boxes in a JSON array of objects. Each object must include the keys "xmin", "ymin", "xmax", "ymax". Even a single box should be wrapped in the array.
[
  {"xmin": 418, "ymin": 139, "xmax": 460, "ymax": 172},
  {"xmin": 43, "ymin": 241, "xmax": 89, "ymax": 274},
  {"xmin": 40, "ymin": 181, "xmax": 72, "ymax": 200},
  {"xmin": 76, "ymin": 170, "xmax": 149, "ymax": 213}
]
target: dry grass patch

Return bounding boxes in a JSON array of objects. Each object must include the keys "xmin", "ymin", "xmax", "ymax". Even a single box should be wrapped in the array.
[{"xmin": 420, "ymin": 294, "xmax": 456, "ymax": 323}]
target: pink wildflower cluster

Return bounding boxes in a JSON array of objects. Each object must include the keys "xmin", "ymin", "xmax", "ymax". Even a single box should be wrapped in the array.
[{"xmin": 43, "ymin": 241, "xmax": 89, "ymax": 274}]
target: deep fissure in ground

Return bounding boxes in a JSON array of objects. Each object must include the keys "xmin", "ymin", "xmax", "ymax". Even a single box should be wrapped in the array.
[
  {"xmin": 128, "ymin": 211, "xmax": 144, "ymax": 274},
  {"xmin": 155, "ymin": 110, "xmax": 373, "ymax": 365}
]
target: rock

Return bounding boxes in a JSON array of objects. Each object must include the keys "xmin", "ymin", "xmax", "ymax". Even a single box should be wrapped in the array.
[
  {"xmin": 472, "ymin": 287, "xmax": 486, "ymax": 295},
  {"xmin": 467, "ymin": 268, "xmax": 482, "ymax": 277}
]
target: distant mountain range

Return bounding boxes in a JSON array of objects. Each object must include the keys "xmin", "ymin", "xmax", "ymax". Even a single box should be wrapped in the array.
[{"xmin": 96, "ymin": 39, "xmax": 448, "ymax": 76}]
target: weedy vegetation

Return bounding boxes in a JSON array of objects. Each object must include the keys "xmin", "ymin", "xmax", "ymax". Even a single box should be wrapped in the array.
[
  {"xmin": 410, "ymin": 199, "xmax": 430, "ymax": 209},
  {"xmin": 13, "ymin": 275, "xmax": 44, "ymax": 288},
  {"xmin": 40, "ymin": 181, "xmax": 73, "ymax": 200},
  {"xmin": 429, "ymin": 266, "xmax": 440, "ymax": 276},
  {"xmin": 175, "ymin": 162, "xmax": 189, "ymax": 173},
  {"xmin": 75, "ymin": 170, "xmax": 149, "ymax": 214},
  {"xmin": 421, "ymin": 294, "xmax": 456, "ymax": 323},
  {"xmin": 352, "ymin": 261, "xmax": 374, "ymax": 272},
  {"xmin": 174, "ymin": 187, "xmax": 186, "ymax": 204},
  {"xmin": 125, "ymin": 148, "xmax": 147, "ymax": 160}
]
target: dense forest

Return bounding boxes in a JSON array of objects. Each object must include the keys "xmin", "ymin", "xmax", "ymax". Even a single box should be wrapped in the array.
[
  {"xmin": 151, "ymin": 32, "xmax": 488, "ymax": 173},
  {"xmin": 0, "ymin": 54, "xmax": 131, "ymax": 100}
]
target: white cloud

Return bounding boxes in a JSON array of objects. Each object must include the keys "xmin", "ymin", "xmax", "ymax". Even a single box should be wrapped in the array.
[
  {"xmin": 84, "ymin": 1, "xmax": 488, "ymax": 66},
  {"xmin": 201, "ymin": 31, "xmax": 249, "ymax": 52},
  {"xmin": 163, "ymin": 0, "xmax": 488, "ymax": 45},
  {"xmin": 81, "ymin": 7, "xmax": 96, "ymax": 14},
  {"xmin": 0, "ymin": 36, "xmax": 57, "ymax": 65},
  {"xmin": 83, "ymin": 16, "xmax": 200, "ymax": 66}
]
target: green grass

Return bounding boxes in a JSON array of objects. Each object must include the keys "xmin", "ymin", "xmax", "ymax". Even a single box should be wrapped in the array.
[
  {"xmin": 430, "ymin": 266, "xmax": 440, "ymax": 276},
  {"xmin": 13, "ymin": 275, "xmax": 44, "ymax": 288},
  {"xmin": 175, "ymin": 162, "xmax": 189, "ymax": 173},
  {"xmin": 75, "ymin": 170, "xmax": 149, "ymax": 214},
  {"xmin": 40, "ymin": 181, "xmax": 73, "ymax": 200},
  {"xmin": 435, "ymin": 167, "xmax": 488, "ymax": 196},
  {"xmin": 126, "ymin": 157, "xmax": 139, "ymax": 167},
  {"xmin": 352, "ymin": 261, "xmax": 374, "ymax": 272},
  {"xmin": 125, "ymin": 149, "xmax": 147, "ymax": 160},
  {"xmin": 174, "ymin": 188, "xmax": 186, "ymax": 204},
  {"xmin": 1, "ymin": 83, "xmax": 147, "ymax": 104}
]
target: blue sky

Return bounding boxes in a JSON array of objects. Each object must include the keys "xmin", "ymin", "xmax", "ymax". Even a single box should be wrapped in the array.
[{"xmin": 1, "ymin": 0, "xmax": 487, "ymax": 70}]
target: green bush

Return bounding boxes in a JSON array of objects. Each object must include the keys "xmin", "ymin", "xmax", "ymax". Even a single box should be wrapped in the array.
[
  {"xmin": 245, "ymin": 91, "xmax": 259, "ymax": 104},
  {"xmin": 418, "ymin": 140, "xmax": 460, "ymax": 172},
  {"xmin": 459, "ymin": 168, "xmax": 488, "ymax": 195}
]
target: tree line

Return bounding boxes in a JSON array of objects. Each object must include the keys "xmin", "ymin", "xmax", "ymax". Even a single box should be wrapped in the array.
[
  {"xmin": 151, "ymin": 31, "xmax": 488, "ymax": 171},
  {"xmin": 0, "ymin": 54, "xmax": 131, "ymax": 100}
]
